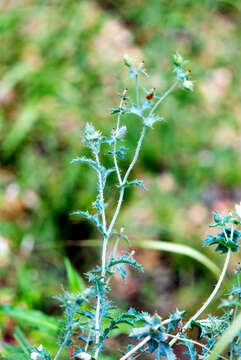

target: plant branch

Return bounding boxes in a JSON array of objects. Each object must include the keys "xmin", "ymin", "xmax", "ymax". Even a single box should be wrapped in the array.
[
  {"xmin": 149, "ymin": 81, "xmax": 178, "ymax": 117},
  {"xmin": 107, "ymin": 126, "xmax": 146, "ymax": 237},
  {"xmin": 169, "ymin": 248, "xmax": 231, "ymax": 347},
  {"xmin": 123, "ymin": 126, "xmax": 146, "ymax": 184},
  {"xmin": 54, "ymin": 329, "xmax": 71, "ymax": 360},
  {"xmin": 95, "ymin": 154, "xmax": 107, "ymax": 234},
  {"xmin": 95, "ymin": 154, "xmax": 107, "ymax": 350}
]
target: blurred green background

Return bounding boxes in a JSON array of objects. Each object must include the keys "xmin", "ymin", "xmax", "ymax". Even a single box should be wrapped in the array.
[{"xmin": 0, "ymin": 0, "xmax": 240, "ymax": 356}]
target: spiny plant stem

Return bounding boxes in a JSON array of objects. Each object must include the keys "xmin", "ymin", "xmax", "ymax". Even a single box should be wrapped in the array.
[
  {"xmin": 107, "ymin": 126, "xmax": 146, "ymax": 237},
  {"xmin": 95, "ymin": 154, "xmax": 107, "ymax": 350},
  {"xmin": 53, "ymin": 329, "xmax": 71, "ymax": 360},
  {"xmin": 95, "ymin": 154, "xmax": 107, "ymax": 234},
  {"xmin": 149, "ymin": 81, "xmax": 178, "ymax": 117},
  {"xmin": 95, "ymin": 126, "xmax": 147, "ymax": 358},
  {"xmin": 169, "ymin": 248, "xmax": 231, "ymax": 348}
]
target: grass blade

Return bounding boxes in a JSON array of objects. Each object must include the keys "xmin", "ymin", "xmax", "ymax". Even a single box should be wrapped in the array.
[{"xmin": 64, "ymin": 258, "xmax": 86, "ymax": 293}]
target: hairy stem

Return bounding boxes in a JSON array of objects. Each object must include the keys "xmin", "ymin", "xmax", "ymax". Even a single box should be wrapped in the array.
[
  {"xmin": 95, "ymin": 154, "xmax": 107, "ymax": 234},
  {"xmin": 95, "ymin": 154, "xmax": 107, "ymax": 350},
  {"xmin": 54, "ymin": 329, "xmax": 71, "ymax": 360},
  {"xmin": 169, "ymin": 249, "xmax": 231, "ymax": 347},
  {"xmin": 107, "ymin": 126, "xmax": 146, "ymax": 237}
]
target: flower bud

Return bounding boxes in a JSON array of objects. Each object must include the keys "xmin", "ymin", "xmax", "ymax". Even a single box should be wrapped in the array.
[
  {"xmin": 213, "ymin": 212, "xmax": 222, "ymax": 223},
  {"xmin": 123, "ymin": 54, "xmax": 133, "ymax": 68},
  {"xmin": 182, "ymin": 79, "xmax": 194, "ymax": 91},
  {"xmin": 172, "ymin": 52, "xmax": 183, "ymax": 67}
]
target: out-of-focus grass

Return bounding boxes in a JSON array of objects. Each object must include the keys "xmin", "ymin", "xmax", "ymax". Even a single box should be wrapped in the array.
[{"xmin": 0, "ymin": 0, "xmax": 240, "ymax": 353}]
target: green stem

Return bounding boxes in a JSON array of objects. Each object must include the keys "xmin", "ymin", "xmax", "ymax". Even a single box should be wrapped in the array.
[
  {"xmin": 53, "ymin": 329, "xmax": 71, "ymax": 360},
  {"xmin": 107, "ymin": 126, "xmax": 146, "ymax": 237},
  {"xmin": 169, "ymin": 249, "xmax": 231, "ymax": 347},
  {"xmin": 94, "ymin": 154, "xmax": 107, "ymax": 352},
  {"xmin": 149, "ymin": 81, "xmax": 178, "ymax": 117}
]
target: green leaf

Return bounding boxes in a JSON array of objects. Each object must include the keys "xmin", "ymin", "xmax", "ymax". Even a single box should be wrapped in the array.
[
  {"xmin": 14, "ymin": 327, "xmax": 31, "ymax": 355},
  {"xmin": 110, "ymin": 108, "xmax": 121, "ymax": 114},
  {"xmin": 204, "ymin": 227, "xmax": 240, "ymax": 253},
  {"xmin": 119, "ymin": 179, "xmax": 146, "ymax": 190},
  {"xmin": 108, "ymin": 254, "xmax": 143, "ymax": 272},
  {"xmin": 64, "ymin": 258, "xmax": 86, "ymax": 293},
  {"xmin": 115, "ymin": 126, "xmax": 127, "ymax": 140},
  {"xmin": 117, "ymin": 266, "xmax": 127, "ymax": 281},
  {"xmin": 129, "ymin": 104, "xmax": 143, "ymax": 117},
  {"xmin": 0, "ymin": 305, "xmax": 59, "ymax": 333},
  {"xmin": 207, "ymin": 312, "xmax": 241, "ymax": 360},
  {"xmin": 143, "ymin": 114, "xmax": 164, "ymax": 128},
  {"xmin": 71, "ymin": 210, "xmax": 105, "ymax": 236},
  {"xmin": 71, "ymin": 156, "xmax": 100, "ymax": 172}
]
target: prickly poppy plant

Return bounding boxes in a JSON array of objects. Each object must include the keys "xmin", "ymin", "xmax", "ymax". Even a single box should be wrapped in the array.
[{"xmin": 18, "ymin": 53, "xmax": 241, "ymax": 359}]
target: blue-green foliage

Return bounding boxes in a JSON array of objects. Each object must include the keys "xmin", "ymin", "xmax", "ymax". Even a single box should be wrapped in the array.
[
  {"xmin": 204, "ymin": 212, "xmax": 241, "ymax": 253},
  {"xmin": 23, "ymin": 55, "xmax": 240, "ymax": 360}
]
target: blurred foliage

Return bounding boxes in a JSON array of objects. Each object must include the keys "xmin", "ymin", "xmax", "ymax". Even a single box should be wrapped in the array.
[{"xmin": 0, "ymin": 0, "xmax": 240, "ymax": 355}]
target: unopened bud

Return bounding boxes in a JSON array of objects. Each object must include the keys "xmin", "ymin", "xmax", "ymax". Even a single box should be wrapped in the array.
[
  {"xmin": 123, "ymin": 54, "xmax": 133, "ymax": 68},
  {"xmin": 172, "ymin": 52, "xmax": 184, "ymax": 66}
]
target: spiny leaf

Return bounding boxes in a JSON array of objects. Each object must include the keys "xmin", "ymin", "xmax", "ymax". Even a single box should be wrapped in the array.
[
  {"xmin": 143, "ymin": 114, "xmax": 164, "ymax": 128},
  {"xmin": 71, "ymin": 211, "xmax": 105, "ymax": 236},
  {"xmin": 71, "ymin": 156, "xmax": 100, "ymax": 172},
  {"xmin": 115, "ymin": 126, "xmax": 127, "ymax": 140},
  {"xmin": 119, "ymin": 179, "xmax": 146, "ymax": 190},
  {"xmin": 117, "ymin": 266, "xmax": 127, "ymax": 281},
  {"xmin": 108, "ymin": 254, "xmax": 143, "ymax": 272}
]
